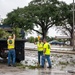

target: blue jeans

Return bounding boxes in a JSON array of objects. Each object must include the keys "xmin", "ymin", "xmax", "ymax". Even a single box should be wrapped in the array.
[
  {"xmin": 41, "ymin": 55, "xmax": 51, "ymax": 67},
  {"xmin": 38, "ymin": 51, "xmax": 43, "ymax": 64},
  {"xmin": 8, "ymin": 49, "xmax": 16, "ymax": 65}
]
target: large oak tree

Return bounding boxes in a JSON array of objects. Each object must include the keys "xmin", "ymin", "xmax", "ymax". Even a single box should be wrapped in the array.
[{"xmin": 3, "ymin": 0, "xmax": 72, "ymax": 40}]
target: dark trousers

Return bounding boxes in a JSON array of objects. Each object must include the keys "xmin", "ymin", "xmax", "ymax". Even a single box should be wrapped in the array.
[
  {"xmin": 41, "ymin": 55, "xmax": 51, "ymax": 67},
  {"xmin": 8, "ymin": 49, "xmax": 16, "ymax": 65},
  {"xmin": 38, "ymin": 51, "xmax": 43, "ymax": 64}
]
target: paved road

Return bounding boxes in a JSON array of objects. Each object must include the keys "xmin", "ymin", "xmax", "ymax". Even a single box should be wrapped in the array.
[
  {"xmin": 0, "ymin": 63, "xmax": 75, "ymax": 75},
  {"xmin": 0, "ymin": 64, "xmax": 75, "ymax": 75},
  {"xmin": 25, "ymin": 42, "xmax": 75, "ymax": 54},
  {"xmin": 25, "ymin": 42, "xmax": 73, "ymax": 50}
]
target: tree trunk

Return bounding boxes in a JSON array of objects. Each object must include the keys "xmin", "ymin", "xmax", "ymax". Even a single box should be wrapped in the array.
[{"xmin": 42, "ymin": 29, "xmax": 47, "ymax": 40}]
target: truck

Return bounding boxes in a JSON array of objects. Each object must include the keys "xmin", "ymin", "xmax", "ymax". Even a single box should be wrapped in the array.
[
  {"xmin": 0, "ymin": 39, "xmax": 26, "ymax": 62},
  {"xmin": 0, "ymin": 25, "xmax": 26, "ymax": 62}
]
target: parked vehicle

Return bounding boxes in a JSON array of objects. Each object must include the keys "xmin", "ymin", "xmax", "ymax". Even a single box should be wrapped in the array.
[
  {"xmin": 0, "ymin": 25, "xmax": 27, "ymax": 62},
  {"xmin": 65, "ymin": 41, "xmax": 70, "ymax": 46},
  {"xmin": 49, "ymin": 40, "xmax": 64, "ymax": 45}
]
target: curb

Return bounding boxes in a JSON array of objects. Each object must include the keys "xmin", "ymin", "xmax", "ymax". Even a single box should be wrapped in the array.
[{"xmin": 25, "ymin": 48, "xmax": 75, "ymax": 54}]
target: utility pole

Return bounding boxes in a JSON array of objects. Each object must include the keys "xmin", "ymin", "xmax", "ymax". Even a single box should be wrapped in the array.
[
  {"xmin": 73, "ymin": 0, "xmax": 75, "ymax": 50},
  {"xmin": 0, "ymin": 15, "xmax": 1, "ymax": 24}
]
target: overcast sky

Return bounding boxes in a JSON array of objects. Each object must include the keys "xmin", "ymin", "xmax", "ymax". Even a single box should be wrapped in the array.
[
  {"xmin": 0, "ymin": 0, "xmax": 73, "ymax": 19},
  {"xmin": 0, "ymin": 0, "xmax": 73, "ymax": 37}
]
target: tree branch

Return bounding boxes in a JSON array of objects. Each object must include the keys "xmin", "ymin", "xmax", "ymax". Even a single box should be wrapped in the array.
[{"xmin": 32, "ymin": 28, "xmax": 42, "ymax": 35}]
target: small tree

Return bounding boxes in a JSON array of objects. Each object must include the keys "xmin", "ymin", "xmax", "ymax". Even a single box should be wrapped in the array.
[{"xmin": 28, "ymin": 36, "xmax": 35, "ymax": 43}]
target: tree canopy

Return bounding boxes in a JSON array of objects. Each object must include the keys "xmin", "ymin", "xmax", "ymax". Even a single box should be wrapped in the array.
[{"xmin": 3, "ymin": 0, "xmax": 73, "ymax": 40}]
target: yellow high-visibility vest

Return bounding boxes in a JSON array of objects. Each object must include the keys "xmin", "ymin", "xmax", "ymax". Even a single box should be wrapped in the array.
[
  {"xmin": 44, "ymin": 42, "xmax": 51, "ymax": 55},
  {"xmin": 7, "ymin": 39, "xmax": 15, "ymax": 49},
  {"xmin": 37, "ymin": 42, "xmax": 43, "ymax": 51}
]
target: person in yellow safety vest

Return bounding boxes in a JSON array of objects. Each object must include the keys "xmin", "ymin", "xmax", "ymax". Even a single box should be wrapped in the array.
[
  {"xmin": 35, "ymin": 38, "xmax": 44, "ymax": 65},
  {"xmin": 7, "ymin": 34, "xmax": 16, "ymax": 67},
  {"xmin": 41, "ymin": 38, "xmax": 52, "ymax": 68},
  {"xmin": 38, "ymin": 35, "xmax": 40, "ymax": 41}
]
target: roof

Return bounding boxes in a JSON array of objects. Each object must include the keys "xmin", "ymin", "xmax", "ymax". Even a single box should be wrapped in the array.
[
  {"xmin": 0, "ymin": 25, "xmax": 11, "ymax": 28},
  {"xmin": 0, "ymin": 25, "xmax": 12, "ymax": 31}
]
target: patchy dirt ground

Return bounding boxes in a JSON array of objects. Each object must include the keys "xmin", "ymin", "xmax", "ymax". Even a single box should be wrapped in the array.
[{"xmin": 0, "ymin": 50, "xmax": 75, "ymax": 75}]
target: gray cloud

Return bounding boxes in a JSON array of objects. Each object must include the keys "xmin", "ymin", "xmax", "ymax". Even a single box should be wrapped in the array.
[
  {"xmin": 0, "ymin": 0, "xmax": 72, "ymax": 19},
  {"xmin": 0, "ymin": 0, "xmax": 32, "ymax": 18}
]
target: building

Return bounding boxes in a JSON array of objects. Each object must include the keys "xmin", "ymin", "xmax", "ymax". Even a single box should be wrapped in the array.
[{"xmin": 0, "ymin": 25, "xmax": 12, "ymax": 33}]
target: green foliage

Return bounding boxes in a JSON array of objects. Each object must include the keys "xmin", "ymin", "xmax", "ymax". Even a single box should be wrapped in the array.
[
  {"xmin": 28, "ymin": 36, "xmax": 35, "ymax": 43},
  {"xmin": 16, "ymin": 63, "xmax": 40, "ymax": 69},
  {"xmin": 27, "ymin": 65, "xmax": 40, "ymax": 69},
  {"xmin": 34, "ymin": 37, "xmax": 38, "ymax": 42},
  {"xmin": 0, "ymin": 29, "xmax": 6, "ymax": 38},
  {"xmin": 3, "ymin": 0, "xmax": 72, "ymax": 40},
  {"xmin": 12, "ymin": 27, "xmax": 21, "ymax": 38},
  {"xmin": 59, "ymin": 61, "xmax": 69, "ymax": 65},
  {"xmin": 0, "ymin": 29, "xmax": 10, "ymax": 39}
]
